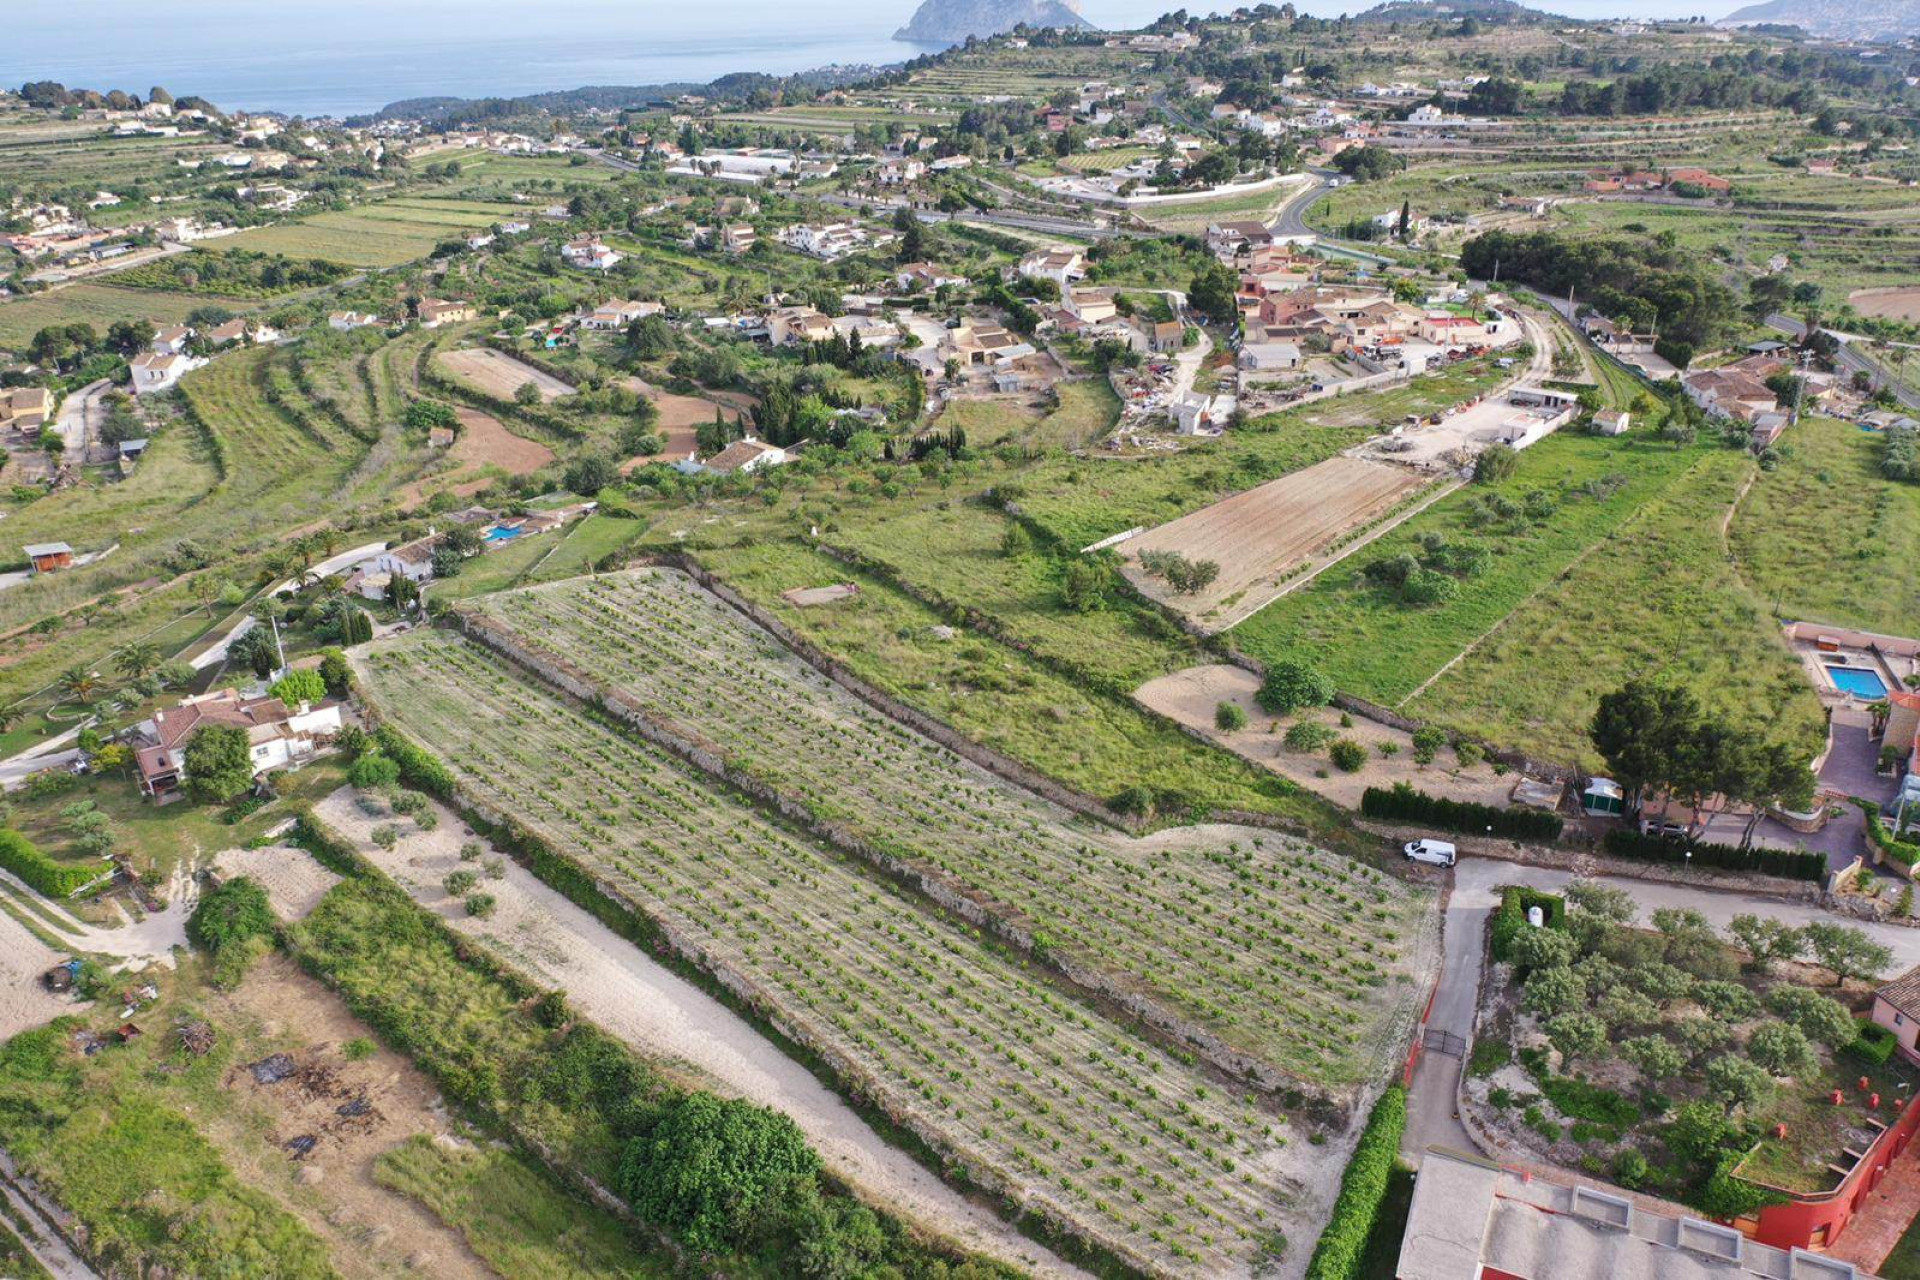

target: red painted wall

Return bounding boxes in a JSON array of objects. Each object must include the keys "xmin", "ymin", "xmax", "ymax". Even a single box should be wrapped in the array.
[{"xmin": 1748, "ymin": 1089, "xmax": 1920, "ymax": 1252}]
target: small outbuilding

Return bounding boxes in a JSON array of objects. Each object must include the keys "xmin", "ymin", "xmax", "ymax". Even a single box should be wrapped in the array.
[
  {"xmin": 1581, "ymin": 777, "xmax": 1626, "ymax": 817},
  {"xmin": 24, "ymin": 542, "xmax": 73, "ymax": 574}
]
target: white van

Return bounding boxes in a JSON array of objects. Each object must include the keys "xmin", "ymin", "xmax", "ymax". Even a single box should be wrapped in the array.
[{"xmin": 1403, "ymin": 839, "xmax": 1457, "ymax": 868}]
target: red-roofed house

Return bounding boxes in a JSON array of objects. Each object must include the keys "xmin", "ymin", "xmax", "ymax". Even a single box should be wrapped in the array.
[{"xmin": 134, "ymin": 688, "xmax": 343, "ymax": 797}]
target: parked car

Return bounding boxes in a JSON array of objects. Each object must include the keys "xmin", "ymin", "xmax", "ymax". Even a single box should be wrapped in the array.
[
  {"xmin": 1403, "ymin": 839, "xmax": 1457, "ymax": 868},
  {"xmin": 1643, "ymin": 820, "xmax": 1688, "ymax": 840}
]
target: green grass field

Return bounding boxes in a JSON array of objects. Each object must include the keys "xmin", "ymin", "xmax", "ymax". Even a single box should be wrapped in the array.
[
  {"xmin": 1232, "ymin": 428, "xmax": 1711, "ymax": 711},
  {"xmin": 212, "ymin": 196, "xmax": 523, "ymax": 267},
  {"xmin": 1406, "ymin": 448, "xmax": 1824, "ymax": 764},
  {"xmin": 0, "ymin": 283, "xmax": 248, "ymax": 352},
  {"xmin": 1730, "ymin": 416, "xmax": 1920, "ymax": 638}
]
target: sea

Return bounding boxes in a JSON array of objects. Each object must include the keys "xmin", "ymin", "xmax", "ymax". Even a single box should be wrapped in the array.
[{"xmin": 7, "ymin": 0, "xmax": 1748, "ymax": 120}]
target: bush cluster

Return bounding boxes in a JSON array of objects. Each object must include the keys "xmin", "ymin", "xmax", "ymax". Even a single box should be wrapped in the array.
[
  {"xmin": 1601, "ymin": 829, "xmax": 1824, "ymax": 881},
  {"xmin": 1361, "ymin": 784, "xmax": 1563, "ymax": 841},
  {"xmin": 1304, "ymin": 1085, "xmax": 1406, "ymax": 1280},
  {"xmin": 1846, "ymin": 1020, "xmax": 1898, "ymax": 1067}
]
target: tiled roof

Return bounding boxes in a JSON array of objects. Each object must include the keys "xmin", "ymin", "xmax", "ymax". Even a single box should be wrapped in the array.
[{"xmin": 1878, "ymin": 963, "xmax": 1920, "ymax": 1021}]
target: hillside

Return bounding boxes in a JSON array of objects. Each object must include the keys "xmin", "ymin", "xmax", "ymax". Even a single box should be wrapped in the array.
[
  {"xmin": 894, "ymin": 0, "xmax": 1091, "ymax": 45},
  {"xmin": 1721, "ymin": 0, "xmax": 1920, "ymax": 41}
]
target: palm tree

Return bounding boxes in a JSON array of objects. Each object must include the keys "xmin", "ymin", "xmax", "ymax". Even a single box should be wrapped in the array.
[
  {"xmin": 57, "ymin": 667, "xmax": 99, "ymax": 702},
  {"xmin": 113, "ymin": 642, "xmax": 161, "ymax": 681},
  {"xmin": 0, "ymin": 705, "xmax": 19, "ymax": 735}
]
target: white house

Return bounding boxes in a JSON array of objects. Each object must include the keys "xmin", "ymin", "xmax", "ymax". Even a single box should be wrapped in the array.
[
  {"xmin": 129, "ymin": 351, "xmax": 203, "ymax": 395},
  {"xmin": 349, "ymin": 535, "xmax": 440, "ymax": 600},
  {"xmin": 329, "ymin": 311, "xmax": 380, "ymax": 331},
  {"xmin": 778, "ymin": 222, "xmax": 870, "ymax": 260},
  {"xmin": 561, "ymin": 237, "xmax": 622, "ymax": 270},
  {"xmin": 1239, "ymin": 342, "xmax": 1302, "ymax": 372},
  {"xmin": 464, "ymin": 230, "xmax": 495, "ymax": 250},
  {"xmin": 583, "ymin": 300, "xmax": 661, "ymax": 330},
  {"xmin": 697, "ymin": 437, "xmax": 788, "ymax": 475},
  {"xmin": 135, "ymin": 688, "xmax": 343, "ymax": 798},
  {"xmin": 498, "ymin": 219, "xmax": 531, "ymax": 235},
  {"xmin": 1064, "ymin": 288, "xmax": 1118, "ymax": 325},
  {"xmin": 151, "ymin": 325, "xmax": 192, "ymax": 355},
  {"xmin": 1593, "ymin": 409, "xmax": 1630, "ymax": 436},
  {"xmin": 1017, "ymin": 247, "xmax": 1086, "ymax": 288}
]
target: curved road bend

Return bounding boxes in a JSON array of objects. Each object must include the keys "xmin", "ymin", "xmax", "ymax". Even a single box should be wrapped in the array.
[{"xmin": 1403, "ymin": 857, "xmax": 1920, "ymax": 1164}]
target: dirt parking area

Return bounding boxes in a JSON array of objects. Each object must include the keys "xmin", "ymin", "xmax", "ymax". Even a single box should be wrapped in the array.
[
  {"xmin": 1120, "ymin": 456, "xmax": 1429, "ymax": 630},
  {"xmin": 0, "ymin": 908, "xmax": 70, "ymax": 1042},
  {"xmin": 437, "ymin": 347, "xmax": 575, "ymax": 402},
  {"xmin": 1850, "ymin": 286, "xmax": 1920, "ymax": 323},
  {"xmin": 212, "ymin": 953, "xmax": 492, "ymax": 1280},
  {"xmin": 213, "ymin": 845, "xmax": 341, "ymax": 921},
  {"xmin": 1136, "ymin": 663, "xmax": 1526, "ymax": 810}
]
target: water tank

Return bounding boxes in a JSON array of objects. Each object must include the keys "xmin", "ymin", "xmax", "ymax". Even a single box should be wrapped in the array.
[{"xmin": 1526, "ymin": 906, "xmax": 1545, "ymax": 929}]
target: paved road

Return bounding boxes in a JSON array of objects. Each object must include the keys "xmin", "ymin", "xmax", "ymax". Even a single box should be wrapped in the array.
[
  {"xmin": 187, "ymin": 539, "xmax": 387, "ymax": 672},
  {"xmin": 1769, "ymin": 313, "xmax": 1920, "ymax": 411},
  {"xmin": 1272, "ymin": 171, "xmax": 1334, "ymax": 239},
  {"xmin": 1402, "ymin": 856, "xmax": 1920, "ymax": 1164}
]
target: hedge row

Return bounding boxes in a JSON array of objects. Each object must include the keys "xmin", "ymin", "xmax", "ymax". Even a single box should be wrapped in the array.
[
  {"xmin": 1305, "ymin": 1085, "xmax": 1407, "ymax": 1280},
  {"xmin": 1490, "ymin": 885, "xmax": 1566, "ymax": 963},
  {"xmin": 373, "ymin": 724, "xmax": 457, "ymax": 799},
  {"xmin": 1864, "ymin": 809, "xmax": 1920, "ymax": 870},
  {"xmin": 1601, "ymin": 829, "xmax": 1825, "ymax": 882},
  {"xmin": 1360, "ymin": 785, "xmax": 1563, "ymax": 841},
  {"xmin": 0, "ymin": 828, "xmax": 112, "ymax": 898},
  {"xmin": 1847, "ymin": 1019, "xmax": 1898, "ymax": 1067}
]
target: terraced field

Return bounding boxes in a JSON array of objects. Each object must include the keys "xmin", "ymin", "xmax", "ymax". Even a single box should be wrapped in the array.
[
  {"xmin": 357, "ymin": 627, "xmax": 1364, "ymax": 1277},
  {"xmin": 212, "ymin": 196, "xmax": 524, "ymax": 266},
  {"xmin": 0, "ymin": 283, "xmax": 247, "ymax": 352},
  {"xmin": 465, "ymin": 569, "xmax": 1437, "ymax": 1090}
]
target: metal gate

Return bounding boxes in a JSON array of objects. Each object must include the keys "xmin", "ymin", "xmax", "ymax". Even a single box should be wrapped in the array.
[{"xmin": 1423, "ymin": 1029, "xmax": 1466, "ymax": 1058}]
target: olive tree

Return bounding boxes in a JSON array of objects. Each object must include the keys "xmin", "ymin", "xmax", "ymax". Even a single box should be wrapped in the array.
[
  {"xmin": 1547, "ymin": 1012, "xmax": 1607, "ymax": 1066},
  {"xmin": 1728, "ymin": 914, "xmax": 1805, "ymax": 973},
  {"xmin": 1803, "ymin": 922, "xmax": 1893, "ymax": 986},
  {"xmin": 1622, "ymin": 1034, "xmax": 1687, "ymax": 1082},
  {"xmin": 1746, "ymin": 1022, "xmax": 1817, "ymax": 1079},
  {"xmin": 1704, "ymin": 1055, "xmax": 1773, "ymax": 1113},
  {"xmin": 1523, "ymin": 966, "xmax": 1586, "ymax": 1018},
  {"xmin": 1766, "ymin": 985, "xmax": 1858, "ymax": 1049}
]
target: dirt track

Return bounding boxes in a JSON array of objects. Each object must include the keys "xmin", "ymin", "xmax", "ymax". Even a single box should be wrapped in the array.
[
  {"xmin": 1121, "ymin": 455, "xmax": 1427, "ymax": 629},
  {"xmin": 437, "ymin": 348, "xmax": 575, "ymax": 402},
  {"xmin": 314, "ymin": 789, "xmax": 1090, "ymax": 1280}
]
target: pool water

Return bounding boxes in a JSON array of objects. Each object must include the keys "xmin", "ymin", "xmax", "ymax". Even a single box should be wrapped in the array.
[
  {"xmin": 1826, "ymin": 665, "xmax": 1889, "ymax": 699},
  {"xmin": 483, "ymin": 526, "xmax": 523, "ymax": 544}
]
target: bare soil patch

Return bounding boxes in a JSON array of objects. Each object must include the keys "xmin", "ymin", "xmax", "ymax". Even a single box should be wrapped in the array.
[
  {"xmin": 437, "ymin": 347, "xmax": 575, "ymax": 402},
  {"xmin": 212, "ymin": 844, "xmax": 341, "ymax": 921},
  {"xmin": 617, "ymin": 377, "xmax": 755, "ymax": 470},
  {"xmin": 1121, "ymin": 456, "xmax": 1428, "ymax": 629},
  {"xmin": 1136, "ymin": 663, "xmax": 1523, "ymax": 810},
  {"xmin": 781, "ymin": 583, "xmax": 860, "ymax": 607},
  {"xmin": 401, "ymin": 407, "xmax": 554, "ymax": 504},
  {"xmin": 0, "ymin": 907, "xmax": 69, "ymax": 1042},
  {"xmin": 212, "ymin": 952, "xmax": 492, "ymax": 1280},
  {"xmin": 1849, "ymin": 286, "xmax": 1920, "ymax": 323}
]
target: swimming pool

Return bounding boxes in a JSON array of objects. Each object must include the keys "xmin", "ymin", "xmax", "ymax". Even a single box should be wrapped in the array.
[
  {"xmin": 483, "ymin": 526, "xmax": 523, "ymax": 544},
  {"xmin": 1826, "ymin": 665, "xmax": 1889, "ymax": 699}
]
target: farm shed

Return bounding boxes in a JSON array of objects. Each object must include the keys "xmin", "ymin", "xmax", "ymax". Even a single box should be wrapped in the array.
[
  {"xmin": 1581, "ymin": 778, "xmax": 1626, "ymax": 817},
  {"xmin": 23, "ymin": 542, "xmax": 73, "ymax": 574},
  {"xmin": 1238, "ymin": 342, "xmax": 1302, "ymax": 372}
]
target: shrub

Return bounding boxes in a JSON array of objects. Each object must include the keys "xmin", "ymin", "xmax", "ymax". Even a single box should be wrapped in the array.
[
  {"xmin": 1284, "ymin": 721, "xmax": 1335, "ymax": 752},
  {"xmin": 1304, "ymin": 1085, "xmax": 1405, "ymax": 1280},
  {"xmin": 374, "ymin": 726, "xmax": 456, "ymax": 796},
  {"xmin": 1490, "ymin": 886, "xmax": 1566, "ymax": 961},
  {"xmin": 1362, "ymin": 784, "xmax": 1562, "ymax": 841},
  {"xmin": 188, "ymin": 876, "xmax": 275, "ymax": 954},
  {"xmin": 1329, "ymin": 739, "xmax": 1368, "ymax": 772},
  {"xmin": 0, "ymin": 828, "xmax": 111, "ymax": 897},
  {"xmin": 1846, "ymin": 1019, "xmax": 1898, "ymax": 1067},
  {"xmin": 1613, "ymin": 1148, "xmax": 1649, "ymax": 1188},
  {"xmin": 185, "ymin": 723, "xmax": 255, "ymax": 804},
  {"xmin": 342, "ymin": 1037, "xmax": 377, "ymax": 1061},
  {"xmin": 1215, "ymin": 701, "xmax": 1249, "ymax": 731},
  {"xmin": 1410, "ymin": 726, "xmax": 1446, "ymax": 764},
  {"xmin": 319, "ymin": 648, "xmax": 351, "ymax": 696},
  {"xmin": 1256, "ymin": 661, "xmax": 1334, "ymax": 715},
  {"xmin": 348, "ymin": 752, "xmax": 402, "ymax": 791},
  {"xmin": 618, "ymin": 1092, "xmax": 820, "ymax": 1253},
  {"xmin": 444, "ymin": 869, "xmax": 479, "ymax": 896},
  {"xmin": 458, "ymin": 841, "xmax": 483, "ymax": 862},
  {"xmin": 465, "ymin": 892, "xmax": 497, "ymax": 919},
  {"xmin": 267, "ymin": 669, "xmax": 327, "ymax": 709}
]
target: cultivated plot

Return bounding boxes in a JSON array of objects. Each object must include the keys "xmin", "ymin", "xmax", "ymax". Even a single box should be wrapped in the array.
[
  {"xmin": 1118, "ymin": 456, "xmax": 1431, "ymax": 630},
  {"xmin": 356, "ymin": 629, "xmax": 1345, "ymax": 1277},
  {"xmin": 465, "ymin": 569, "xmax": 1438, "ymax": 1091},
  {"xmin": 437, "ymin": 347, "xmax": 575, "ymax": 403}
]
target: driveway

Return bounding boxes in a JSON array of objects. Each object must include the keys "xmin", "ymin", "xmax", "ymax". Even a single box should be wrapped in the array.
[
  {"xmin": 1402, "ymin": 856, "xmax": 1920, "ymax": 1164},
  {"xmin": 52, "ymin": 379, "xmax": 110, "ymax": 458}
]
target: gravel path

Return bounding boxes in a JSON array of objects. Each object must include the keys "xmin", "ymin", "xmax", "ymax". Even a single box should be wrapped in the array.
[{"xmin": 314, "ymin": 788, "xmax": 1089, "ymax": 1279}]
